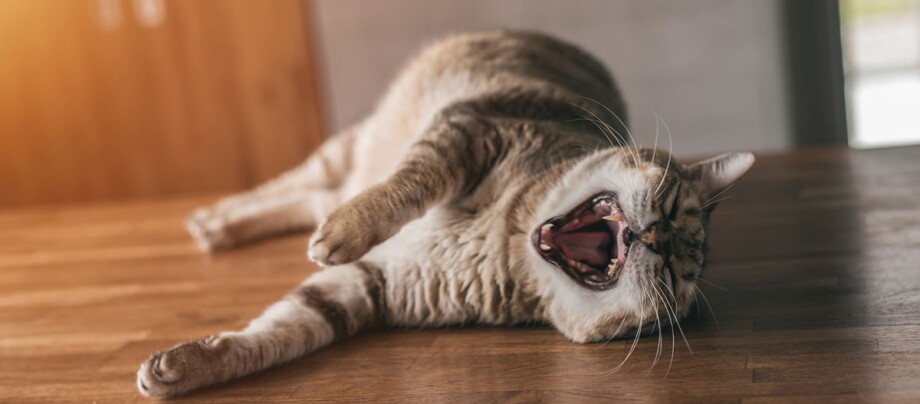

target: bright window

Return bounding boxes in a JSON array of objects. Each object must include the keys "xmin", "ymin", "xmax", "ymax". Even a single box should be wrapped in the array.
[{"xmin": 842, "ymin": 0, "xmax": 920, "ymax": 148}]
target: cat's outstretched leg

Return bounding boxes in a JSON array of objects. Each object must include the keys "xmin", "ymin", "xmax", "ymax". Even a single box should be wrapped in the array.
[
  {"xmin": 308, "ymin": 116, "xmax": 502, "ymax": 266},
  {"xmin": 186, "ymin": 189, "xmax": 340, "ymax": 251},
  {"xmin": 187, "ymin": 127, "xmax": 358, "ymax": 251},
  {"xmin": 137, "ymin": 262, "xmax": 386, "ymax": 398}
]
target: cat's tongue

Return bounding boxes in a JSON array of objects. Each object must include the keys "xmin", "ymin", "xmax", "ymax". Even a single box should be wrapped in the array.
[{"xmin": 554, "ymin": 230, "xmax": 610, "ymax": 267}]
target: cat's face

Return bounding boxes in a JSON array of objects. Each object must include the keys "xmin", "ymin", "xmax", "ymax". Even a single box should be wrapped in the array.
[{"xmin": 528, "ymin": 148, "xmax": 754, "ymax": 342}]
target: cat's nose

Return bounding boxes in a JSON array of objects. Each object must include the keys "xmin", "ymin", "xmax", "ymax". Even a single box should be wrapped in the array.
[{"xmin": 640, "ymin": 227, "xmax": 658, "ymax": 249}]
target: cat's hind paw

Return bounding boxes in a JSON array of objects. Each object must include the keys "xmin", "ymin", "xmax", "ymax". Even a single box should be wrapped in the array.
[
  {"xmin": 186, "ymin": 208, "xmax": 234, "ymax": 252},
  {"xmin": 137, "ymin": 335, "xmax": 229, "ymax": 398}
]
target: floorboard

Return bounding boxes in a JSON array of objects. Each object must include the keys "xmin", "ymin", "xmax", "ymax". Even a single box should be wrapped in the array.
[{"xmin": 2, "ymin": 146, "xmax": 920, "ymax": 402}]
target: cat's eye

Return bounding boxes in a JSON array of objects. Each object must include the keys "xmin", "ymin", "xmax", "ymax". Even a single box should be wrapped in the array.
[{"xmin": 665, "ymin": 183, "xmax": 680, "ymax": 220}]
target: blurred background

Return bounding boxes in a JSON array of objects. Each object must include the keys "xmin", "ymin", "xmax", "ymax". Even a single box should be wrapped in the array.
[{"xmin": 0, "ymin": 0, "xmax": 916, "ymax": 207}]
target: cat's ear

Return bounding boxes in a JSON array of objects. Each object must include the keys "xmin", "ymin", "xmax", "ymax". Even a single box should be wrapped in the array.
[{"xmin": 687, "ymin": 152, "xmax": 755, "ymax": 203}]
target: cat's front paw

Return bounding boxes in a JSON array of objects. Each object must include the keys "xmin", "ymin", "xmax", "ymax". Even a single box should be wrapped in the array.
[
  {"xmin": 308, "ymin": 213, "xmax": 378, "ymax": 266},
  {"xmin": 137, "ymin": 335, "xmax": 230, "ymax": 398},
  {"xmin": 186, "ymin": 208, "xmax": 234, "ymax": 252}
]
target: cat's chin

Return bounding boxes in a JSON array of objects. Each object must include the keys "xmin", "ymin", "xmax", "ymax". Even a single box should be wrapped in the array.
[{"xmin": 532, "ymin": 192, "xmax": 633, "ymax": 291}]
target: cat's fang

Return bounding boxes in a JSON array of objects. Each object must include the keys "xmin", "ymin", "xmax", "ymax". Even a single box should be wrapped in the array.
[
  {"xmin": 540, "ymin": 243, "xmax": 551, "ymax": 251},
  {"xmin": 603, "ymin": 211, "xmax": 624, "ymax": 222}
]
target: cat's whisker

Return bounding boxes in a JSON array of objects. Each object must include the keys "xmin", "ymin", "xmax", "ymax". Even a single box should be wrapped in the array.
[
  {"xmin": 652, "ymin": 111, "xmax": 674, "ymax": 200},
  {"xmin": 701, "ymin": 182, "xmax": 738, "ymax": 209},
  {"xmin": 644, "ymin": 288, "xmax": 663, "ymax": 375},
  {"xmin": 574, "ymin": 114, "xmax": 622, "ymax": 150},
  {"xmin": 572, "ymin": 98, "xmax": 642, "ymax": 169},
  {"xmin": 596, "ymin": 315, "xmax": 629, "ymax": 349},
  {"xmin": 570, "ymin": 104, "xmax": 641, "ymax": 170},
  {"xmin": 570, "ymin": 113, "xmax": 622, "ymax": 152},
  {"xmin": 580, "ymin": 95, "xmax": 639, "ymax": 152},
  {"xmin": 691, "ymin": 283, "xmax": 720, "ymax": 330},
  {"xmin": 569, "ymin": 143, "xmax": 600, "ymax": 154},
  {"xmin": 609, "ymin": 310, "xmax": 644, "ymax": 375},
  {"xmin": 658, "ymin": 278, "xmax": 693, "ymax": 355},
  {"xmin": 697, "ymin": 277, "xmax": 728, "ymax": 292},
  {"xmin": 653, "ymin": 282, "xmax": 677, "ymax": 377},
  {"xmin": 701, "ymin": 195, "xmax": 734, "ymax": 211},
  {"xmin": 645, "ymin": 114, "xmax": 662, "ymax": 202}
]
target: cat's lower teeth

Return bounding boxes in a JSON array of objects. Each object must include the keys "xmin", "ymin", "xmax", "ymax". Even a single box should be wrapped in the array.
[{"xmin": 539, "ymin": 243, "xmax": 551, "ymax": 251}]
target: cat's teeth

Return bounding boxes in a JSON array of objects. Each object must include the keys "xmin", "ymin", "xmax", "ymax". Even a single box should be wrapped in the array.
[
  {"xmin": 541, "ymin": 223, "xmax": 553, "ymax": 233},
  {"xmin": 608, "ymin": 258, "xmax": 621, "ymax": 275},
  {"xmin": 603, "ymin": 211, "xmax": 624, "ymax": 222},
  {"xmin": 539, "ymin": 243, "xmax": 551, "ymax": 251}
]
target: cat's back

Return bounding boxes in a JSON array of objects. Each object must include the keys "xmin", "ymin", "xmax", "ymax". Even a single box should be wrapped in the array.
[
  {"xmin": 414, "ymin": 30, "xmax": 616, "ymax": 97},
  {"xmin": 382, "ymin": 30, "xmax": 618, "ymax": 123},
  {"xmin": 345, "ymin": 31, "xmax": 622, "ymax": 196}
]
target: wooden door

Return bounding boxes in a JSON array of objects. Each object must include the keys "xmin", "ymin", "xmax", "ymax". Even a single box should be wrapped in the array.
[{"xmin": 0, "ymin": 0, "xmax": 326, "ymax": 206}]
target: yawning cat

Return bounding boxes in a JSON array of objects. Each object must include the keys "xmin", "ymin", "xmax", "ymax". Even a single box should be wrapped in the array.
[{"xmin": 137, "ymin": 30, "xmax": 754, "ymax": 397}]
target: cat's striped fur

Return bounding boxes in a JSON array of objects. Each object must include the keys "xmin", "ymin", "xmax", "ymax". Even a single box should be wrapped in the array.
[{"xmin": 138, "ymin": 31, "xmax": 754, "ymax": 397}]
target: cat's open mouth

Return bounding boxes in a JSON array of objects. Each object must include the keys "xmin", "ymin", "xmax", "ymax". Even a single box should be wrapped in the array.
[{"xmin": 532, "ymin": 192, "xmax": 631, "ymax": 291}]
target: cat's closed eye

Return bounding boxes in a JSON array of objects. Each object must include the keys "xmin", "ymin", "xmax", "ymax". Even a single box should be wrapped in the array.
[{"xmin": 665, "ymin": 183, "xmax": 681, "ymax": 220}]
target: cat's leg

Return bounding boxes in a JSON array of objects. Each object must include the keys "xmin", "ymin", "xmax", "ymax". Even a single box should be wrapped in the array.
[
  {"xmin": 137, "ymin": 262, "xmax": 385, "ymax": 398},
  {"xmin": 188, "ymin": 126, "xmax": 359, "ymax": 251},
  {"xmin": 186, "ymin": 188, "xmax": 340, "ymax": 251},
  {"xmin": 309, "ymin": 116, "xmax": 502, "ymax": 266}
]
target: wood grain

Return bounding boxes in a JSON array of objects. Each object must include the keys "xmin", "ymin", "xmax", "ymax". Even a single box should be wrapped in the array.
[
  {"xmin": 2, "ymin": 146, "xmax": 920, "ymax": 402},
  {"xmin": 0, "ymin": 0, "xmax": 325, "ymax": 206}
]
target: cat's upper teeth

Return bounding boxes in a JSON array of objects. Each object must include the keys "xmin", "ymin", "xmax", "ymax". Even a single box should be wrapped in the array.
[{"xmin": 603, "ymin": 211, "xmax": 623, "ymax": 222}]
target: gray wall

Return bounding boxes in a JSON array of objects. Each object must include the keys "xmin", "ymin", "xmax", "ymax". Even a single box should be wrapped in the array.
[{"xmin": 311, "ymin": 0, "xmax": 792, "ymax": 156}]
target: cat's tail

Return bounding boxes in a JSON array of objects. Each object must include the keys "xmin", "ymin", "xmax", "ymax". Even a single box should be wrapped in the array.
[{"xmin": 136, "ymin": 262, "xmax": 385, "ymax": 398}]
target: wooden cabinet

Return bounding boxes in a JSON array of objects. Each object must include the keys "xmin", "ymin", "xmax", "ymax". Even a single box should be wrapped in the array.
[{"xmin": 0, "ymin": 0, "xmax": 326, "ymax": 206}]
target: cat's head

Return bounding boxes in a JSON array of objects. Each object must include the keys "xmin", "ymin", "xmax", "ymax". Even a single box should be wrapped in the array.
[{"xmin": 528, "ymin": 148, "xmax": 754, "ymax": 342}]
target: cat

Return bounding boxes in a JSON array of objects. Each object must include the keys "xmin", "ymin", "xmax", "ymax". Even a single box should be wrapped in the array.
[{"xmin": 137, "ymin": 30, "xmax": 754, "ymax": 397}]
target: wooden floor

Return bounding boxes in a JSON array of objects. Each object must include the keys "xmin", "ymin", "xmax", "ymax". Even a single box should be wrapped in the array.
[{"xmin": 2, "ymin": 146, "xmax": 920, "ymax": 403}]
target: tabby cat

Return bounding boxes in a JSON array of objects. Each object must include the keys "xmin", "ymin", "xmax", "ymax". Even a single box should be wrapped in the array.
[{"xmin": 137, "ymin": 31, "xmax": 754, "ymax": 397}]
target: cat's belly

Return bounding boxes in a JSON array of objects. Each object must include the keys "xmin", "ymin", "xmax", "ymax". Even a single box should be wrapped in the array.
[
  {"xmin": 361, "ymin": 210, "xmax": 541, "ymax": 327},
  {"xmin": 340, "ymin": 127, "xmax": 412, "ymax": 199}
]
